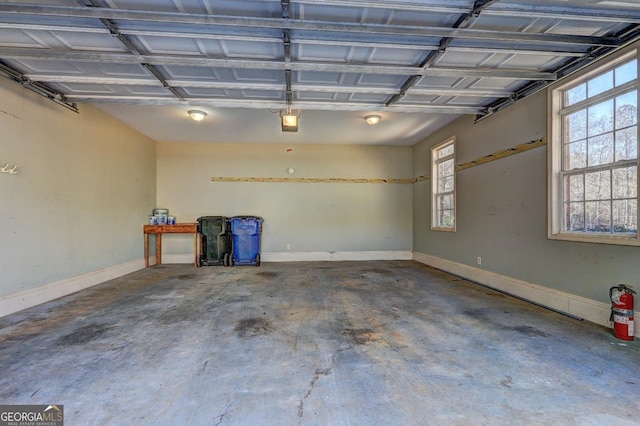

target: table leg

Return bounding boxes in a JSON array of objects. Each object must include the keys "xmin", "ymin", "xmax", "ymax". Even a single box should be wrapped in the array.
[
  {"xmin": 156, "ymin": 234, "xmax": 162, "ymax": 265},
  {"xmin": 144, "ymin": 233, "xmax": 149, "ymax": 268},
  {"xmin": 194, "ymin": 234, "xmax": 198, "ymax": 267}
]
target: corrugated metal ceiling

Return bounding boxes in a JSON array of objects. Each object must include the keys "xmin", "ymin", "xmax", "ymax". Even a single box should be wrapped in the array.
[{"xmin": 0, "ymin": 0, "xmax": 639, "ymax": 145}]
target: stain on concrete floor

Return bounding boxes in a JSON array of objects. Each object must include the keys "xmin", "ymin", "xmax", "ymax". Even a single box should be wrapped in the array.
[
  {"xmin": 57, "ymin": 323, "xmax": 111, "ymax": 346},
  {"xmin": 235, "ymin": 317, "xmax": 273, "ymax": 338},
  {"xmin": 0, "ymin": 261, "xmax": 639, "ymax": 426}
]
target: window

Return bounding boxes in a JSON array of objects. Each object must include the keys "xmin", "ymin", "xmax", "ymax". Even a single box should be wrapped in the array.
[
  {"xmin": 549, "ymin": 48, "xmax": 639, "ymax": 245},
  {"xmin": 432, "ymin": 137, "xmax": 456, "ymax": 231}
]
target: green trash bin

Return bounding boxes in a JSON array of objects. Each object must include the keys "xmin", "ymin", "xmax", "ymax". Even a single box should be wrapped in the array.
[{"xmin": 197, "ymin": 216, "xmax": 232, "ymax": 266}]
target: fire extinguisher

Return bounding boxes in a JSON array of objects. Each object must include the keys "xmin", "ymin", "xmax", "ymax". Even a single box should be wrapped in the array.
[{"xmin": 609, "ymin": 284, "xmax": 636, "ymax": 341}]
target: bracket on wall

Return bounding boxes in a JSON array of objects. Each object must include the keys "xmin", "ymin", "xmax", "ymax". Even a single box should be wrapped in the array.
[{"xmin": 1, "ymin": 163, "xmax": 18, "ymax": 175}]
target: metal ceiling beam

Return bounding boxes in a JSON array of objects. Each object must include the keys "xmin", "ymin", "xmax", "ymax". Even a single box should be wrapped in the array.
[
  {"xmin": 484, "ymin": 4, "xmax": 640, "ymax": 24},
  {"xmin": 296, "ymin": 0, "xmax": 640, "ymax": 24},
  {"xmin": 386, "ymin": 0, "xmax": 499, "ymax": 107},
  {"xmin": 294, "ymin": 1, "xmax": 469, "ymax": 14},
  {"xmin": 281, "ymin": 1, "xmax": 292, "ymax": 108},
  {"xmin": 295, "ymin": 85, "xmax": 511, "ymax": 97},
  {"xmin": 477, "ymin": 22, "xmax": 640, "ymax": 122},
  {"xmin": 0, "ymin": 3, "xmax": 619, "ymax": 47},
  {"xmin": 281, "ymin": 0, "xmax": 291, "ymax": 19},
  {"xmin": 447, "ymin": 46, "xmax": 583, "ymax": 58},
  {"xmin": 23, "ymin": 74, "xmax": 513, "ymax": 98},
  {"xmin": 0, "ymin": 22, "xmax": 107, "ymax": 34},
  {"xmin": 61, "ymin": 94, "xmax": 486, "ymax": 114},
  {"xmin": 0, "ymin": 22, "xmax": 587, "ymax": 57},
  {"xmin": 0, "ymin": 47, "xmax": 556, "ymax": 80},
  {"xmin": 141, "ymin": 63, "xmax": 184, "ymax": 101},
  {"xmin": 25, "ymin": 75, "xmax": 162, "ymax": 86},
  {"xmin": 80, "ymin": 0, "xmax": 184, "ymax": 102}
]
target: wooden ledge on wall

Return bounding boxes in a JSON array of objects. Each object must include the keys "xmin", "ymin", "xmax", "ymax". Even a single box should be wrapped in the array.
[{"xmin": 211, "ymin": 137, "xmax": 548, "ymax": 185}]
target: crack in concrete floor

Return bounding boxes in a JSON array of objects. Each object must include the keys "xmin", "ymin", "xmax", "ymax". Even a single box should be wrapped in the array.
[{"xmin": 0, "ymin": 261, "xmax": 639, "ymax": 425}]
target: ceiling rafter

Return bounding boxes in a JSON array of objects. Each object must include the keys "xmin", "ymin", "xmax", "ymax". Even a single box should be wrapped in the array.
[
  {"xmin": 1, "ymin": 0, "xmax": 638, "ymax": 130},
  {"xmin": 59, "ymin": 94, "xmax": 486, "ymax": 114},
  {"xmin": 0, "ymin": 47, "xmax": 556, "ymax": 80},
  {"xmin": 0, "ymin": 3, "xmax": 620, "ymax": 47},
  {"xmin": 282, "ymin": 0, "xmax": 292, "ymax": 108},
  {"xmin": 296, "ymin": 0, "xmax": 640, "ymax": 24},
  {"xmin": 477, "ymin": 22, "xmax": 640, "ymax": 122},
  {"xmin": 0, "ymin": 21, "xmax": 590, "ymax": 56},
  {"xmin": 80, "ymin": 0, "xmax": 184, "ymax": 102},
  {"xmin": 386, "ymin": 0, "xmax": 500, "ymax": 107},
  {"xmin": 483, "ymin": 4, "xmax": 640, "ymax": 24},
  {"xmin": 22, "ymin": 74, "xmax": 513, "ymax": 98}
]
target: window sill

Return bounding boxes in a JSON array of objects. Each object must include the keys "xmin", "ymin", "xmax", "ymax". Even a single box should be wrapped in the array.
[
  {"xmin": 431, "ymin": 227, "xmax": 456, "ymax": 233},
  {"xmin": 548, "ymin": 232, "xmax": 640, "ymax": 246}
]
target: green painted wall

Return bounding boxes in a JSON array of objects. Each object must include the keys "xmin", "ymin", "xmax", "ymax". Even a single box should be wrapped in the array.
[
  {"xmin": 0, "ymin": 78, "xmax": 156, "ymax": 297},
  {"xmin": 413, "ymin": 90, "xmax": 640, "ymax": 304},
  {"xmin": 156, "ymin": 142, "xmax": 413, "ymax": 255}
]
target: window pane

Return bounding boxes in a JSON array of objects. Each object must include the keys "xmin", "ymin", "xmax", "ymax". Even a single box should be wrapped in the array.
[
  {"xmin": 567, "ymin": 83, "xmax": 586, "ymax": 106},
  {"xmin": 566, "ymin": 110, "xmax": 587, "ymax": 142},
  {"xmin": 439, "ymin": 176, "xmax": 454, "ymax": 192},
  {"xmin": 588, "ymin": 99, "xmax": 614, "ymax": 137},
  {"xmin": 615, "ymin": 127, "xmax": 638, "ymax": 161},
  {"xmin": 438, "ymin": 158, "xmax": 454, "ymax": 177},
  {"xmin": 566, "ymin": 174, "xmax": 584, "ymax": 201},
  {"xmin": 432, "ymin": 138, "xmax": 455, "ymax": 231},
  {"xmin": 439, "ymin": 194, "xmax": 454, "ymax": 210},
  {"xmin": 588, "ymin": 70, "xmax": 614, "ymax": 98},
  {"xmin": 585, "ymin": 201, "xmax": 611, "ymax": 232},
  {"xmin": 439, "ymin": 209, "xmax": 455, "ymax": 228},
  {"xmin": 615, "ymin": 60, "xmax": 637, "ymax": 86},
  {"xmin": 613, "ymin": 166, "xmax": 637, "ymax": 198},
  {"xmin": 615, "ymin": 91, "xmax": 637, "ymax": 129},
  {"xmin": 438, "ymin": 144, "xmax": 454, "ymax": 158},
  {"xmin": 585, "ymin": 170, "xmax": 611, "ymax": 200},
  {"xmin": 566, "ymin": 202, "xmax": 585, "ymax": 231},
  {"xmin": 613, "ymin": 199, "xmax": 638, "ymax": 233},
  {"xmin": 565, "ymin": 139, "xmax": 586, "ymax": 170},
  {"xmin": 587, "ymin": 133, "xmax": 614, "ymax": 167},
  {"xmin": 555, "ymin": 55, "xmax": 638, "ymax": 240}
]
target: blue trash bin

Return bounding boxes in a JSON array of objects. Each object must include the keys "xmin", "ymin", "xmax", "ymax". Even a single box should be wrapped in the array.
[{"xmin": 230, "ymin": 216, "xmax": 263, "ymax": 266}]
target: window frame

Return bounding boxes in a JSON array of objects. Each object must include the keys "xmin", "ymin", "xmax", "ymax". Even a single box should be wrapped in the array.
[
  {"xmin": 431, "ymin": 137, "xmax": 456, "ymax": 232},
  {"xmin": 548, "ymin": 45, "xmax": 640, "ymax": 246}
]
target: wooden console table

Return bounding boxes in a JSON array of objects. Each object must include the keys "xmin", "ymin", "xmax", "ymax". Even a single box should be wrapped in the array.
[{"xmin": 143, "ymin": 223, "xmax": 199, "ymax": 267}]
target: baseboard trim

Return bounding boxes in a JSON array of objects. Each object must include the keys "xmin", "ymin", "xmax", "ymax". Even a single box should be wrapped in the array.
[
  {"xmin": 161, "ymin": 254, "xmax": 196, "ymax": 264},
  {"xmin": 141, "ymin": 251, "xmax": 413, "ymax": 264},
  {"xmin": 413, "ymin": 251, "xmax": 638, "ymax": 337},
  {"xmin": 0, "ymin": 259, "xmax": 145, "ymax": 318},
  {"xmin": 263, "ymin": 251, "xmax": 413, "ymax": 262}
]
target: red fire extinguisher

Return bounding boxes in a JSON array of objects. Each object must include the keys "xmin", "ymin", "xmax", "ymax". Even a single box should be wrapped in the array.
[{"xmin": 609, "ymin": 284, "xmax": 636, "ymax": 341}]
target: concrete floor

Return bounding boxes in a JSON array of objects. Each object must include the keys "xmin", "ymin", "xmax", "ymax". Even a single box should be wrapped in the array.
[{"xmin": 1, "ymin": 261, "xmax": 639, "ymax": 426}]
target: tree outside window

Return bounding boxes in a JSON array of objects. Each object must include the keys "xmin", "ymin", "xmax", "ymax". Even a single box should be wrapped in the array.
[
  {"xmin": 550, "ymin": 48, "xmax": 639, "ymax": 245},
  {"xmin": 432, "ymin": 138, "xmax": 456, "ymax": 231}
]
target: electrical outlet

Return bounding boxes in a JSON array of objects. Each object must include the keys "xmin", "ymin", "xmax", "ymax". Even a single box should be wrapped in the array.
[
  {"xmin": 287, "ymin": 243, "xmax": 291, "ymax": 250},
  {"xmin": 477, "ymin": 256, "xmax": 482, "ymax": 265}
]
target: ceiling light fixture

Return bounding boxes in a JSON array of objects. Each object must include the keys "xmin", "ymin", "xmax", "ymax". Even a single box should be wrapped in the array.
[
  {"xmin": 188, "ymin": 110, "xmax": 207, "ymax": 122},
  {"xmin": 364, "ymin": 115, "xmax": 381, "ymax": 126},
  {"xmin": 280, "ymin": 107, "xmax": 299, "ymax": 132}
]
